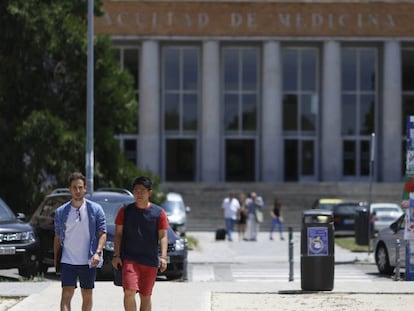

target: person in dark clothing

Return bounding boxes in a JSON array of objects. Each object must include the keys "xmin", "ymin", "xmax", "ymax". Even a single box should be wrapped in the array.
[
  {"xmin": 112, "ymin": 176, "xmax": 169, "ymax": 311},
  {"xmin": 269, "ymin": 197, "xmax": 284, "ymax": 240},
  {"xmin": 237, "ymin": 192, "xmax": 248, "ymax": 241}
]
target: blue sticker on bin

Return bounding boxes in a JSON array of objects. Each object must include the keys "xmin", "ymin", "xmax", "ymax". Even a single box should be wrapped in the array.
[{"xmin": 307, "ymin": 227, "xmax": 328, "ymax": 256}]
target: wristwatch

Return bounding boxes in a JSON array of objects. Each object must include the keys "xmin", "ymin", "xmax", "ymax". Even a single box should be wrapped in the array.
[{"xmin": 96, "ymin": 250, "xmax": 102, "ymax": 256}]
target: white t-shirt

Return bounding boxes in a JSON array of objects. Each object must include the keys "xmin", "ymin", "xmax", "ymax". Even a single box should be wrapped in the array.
[
  {"xmin": 222, "ymin": 197, "xmax": 240, "ymax": 220},
  {"xmin": 61, "ymin": 202, "xmax": 90, "ymax": 265}
]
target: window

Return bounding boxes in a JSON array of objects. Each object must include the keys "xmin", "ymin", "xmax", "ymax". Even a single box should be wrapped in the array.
[
  {"xmin": 341, "ymin": 47, "xmax": 377, "ymax": 178},
  {"xmin": 113, "ymin": 46, "xmax": 140, "ymax": 165},
  {"xmin": 223, "ymin": 47, "xmax": 258, "ymax": 134},
  {"xmin": 162, "ymin": 46, "xmax": 200, "ymax": 181},
  {"xmin": 222, "ymin": 47, "xmax": 259, "ymax": 181},
  {"xmin": 282, "ymin": 47, "xmax": 318, "ymax": 181}
]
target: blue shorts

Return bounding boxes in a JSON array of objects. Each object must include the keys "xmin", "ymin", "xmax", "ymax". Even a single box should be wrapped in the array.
[{"xmin": 60, "ymin": 263, "xmax": 96, "ymax": 289}]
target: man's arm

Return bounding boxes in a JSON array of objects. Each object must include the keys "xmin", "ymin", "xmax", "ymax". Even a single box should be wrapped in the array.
[
  {"xmin": 111, "ymin": 225, "xmax": 123, "ymax": 269},
  {"xmin": 158, "ymin": 228, "xmax": 168, "ymax": 272},
  {"xmin": 53, "ymin": 235, "xmax": 61, "ymax": 273}
]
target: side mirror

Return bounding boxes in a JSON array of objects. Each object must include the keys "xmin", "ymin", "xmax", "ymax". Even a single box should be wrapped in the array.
[
  {"xmin": 16, "ymin": 213, "xmax": 26, "ymax": 221},
  {"xmin": 390, "ymin": 221, "xmax": 399, "ymax": 233},
  {"xmin": 186, "ymin": 206, "xmax": 191, "ymax": 213}
]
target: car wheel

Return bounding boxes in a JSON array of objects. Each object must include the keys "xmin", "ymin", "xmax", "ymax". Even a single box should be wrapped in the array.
[
  {"xmin": 18, "ymin": 264, "xmax": 38, "ymax": 279},
  {"xmin": 38, "ymin": 263, "xmax": 49, "ymax": 274},
  {"xmin": 375, "ymin": 243, "xmax": 394, "ymax": 275}
]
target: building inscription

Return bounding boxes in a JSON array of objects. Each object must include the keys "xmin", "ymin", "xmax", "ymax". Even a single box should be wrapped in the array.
[
  {"xmin": 95, "ymin": 2, "xmax": 414, "ymax": 37},
  {"xmin": 103, "ymin": 11, "xmax": 396, "ymax": 30}
]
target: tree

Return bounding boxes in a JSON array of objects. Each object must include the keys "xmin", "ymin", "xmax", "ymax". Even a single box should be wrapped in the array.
[{"xmin": 0, "ymin": 0, "xmax": 157, "ymax": 214}]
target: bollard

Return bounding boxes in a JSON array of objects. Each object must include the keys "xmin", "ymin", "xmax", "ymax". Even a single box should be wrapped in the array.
[
  {"xmin": 182, "ymin": 254, "xmax": 188, "ymax": 281},
  {"xmin": 288, "ymin": 226, "xmax": 294, "ymax": 281},
  {"xmin": 394, "ymin": 239, "xmax": 401, "ymax": 281}
]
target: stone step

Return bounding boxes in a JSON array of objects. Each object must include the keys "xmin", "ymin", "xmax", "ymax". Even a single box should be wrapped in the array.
[{"xmin": 160, "ymin": 182, "xmax": 404, "ymax": 232}]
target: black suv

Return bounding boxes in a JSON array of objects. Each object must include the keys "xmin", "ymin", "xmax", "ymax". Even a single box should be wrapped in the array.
[
  {"xmin": 0, "ymin": 197, "xmax": 39, "ymax": 278},
  {"xmin": 30, "ymin": 189, "xmax": 188, "ymax": 280}
]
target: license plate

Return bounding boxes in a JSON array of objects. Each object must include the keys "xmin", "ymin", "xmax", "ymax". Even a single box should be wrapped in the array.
[
  {"xmin": 344, "ymin": 219, "xmax": 354, "ymax": 225},
  {"xmin": 0, "ymin": 247, "xmax": 16, "ymax": 255}
]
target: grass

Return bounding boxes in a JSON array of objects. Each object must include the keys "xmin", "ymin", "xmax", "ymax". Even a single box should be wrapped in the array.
[
  {"xmin": 185, "ymin": 235, "xmax": 199, "ymax": 251},
  {"xmin": 335, "ymin": 236, "xmax": 374, "ymax": 252}
]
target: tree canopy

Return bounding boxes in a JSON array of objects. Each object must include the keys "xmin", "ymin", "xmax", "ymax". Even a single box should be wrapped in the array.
[{"xmin": 0, "ymin": 0, "xmax": 157, "ymax": 214}]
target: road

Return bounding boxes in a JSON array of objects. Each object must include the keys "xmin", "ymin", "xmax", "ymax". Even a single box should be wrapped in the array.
[{"xmin": 187, "ymin": 261, "xmax": 381, "ymax": 283}]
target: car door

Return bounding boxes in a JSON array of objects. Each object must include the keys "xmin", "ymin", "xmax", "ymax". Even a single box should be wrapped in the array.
[
  {"xmin": 386, "ymin": 215, "xmax": 406, "ymax": 268},
  {"xmin": 31, "ymin": 195, "xmax": 70, "ymax": 267}
]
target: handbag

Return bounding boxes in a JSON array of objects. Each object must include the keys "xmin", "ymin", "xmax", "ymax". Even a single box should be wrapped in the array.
[
  {"xmin": 255, "ymin": 208, "xmax": 264, "ymax": 223},
  {"xmin": 113, "ymin": 264, "xmax": 122, "ymax": 286}
]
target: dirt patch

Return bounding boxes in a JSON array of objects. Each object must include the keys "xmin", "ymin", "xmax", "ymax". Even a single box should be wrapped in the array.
[
  {"xmin": 211, "ymin": 292, "xmax": 414, "ymax": 311},
  {"xmin": 0, "ymin": 297, "xmax": 23, "ymax": 311}
]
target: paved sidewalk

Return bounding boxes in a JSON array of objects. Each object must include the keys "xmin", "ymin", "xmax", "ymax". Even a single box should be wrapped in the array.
[{"xmin": 4, "ymin": 232, "xmax": 414, "ymax": 311}]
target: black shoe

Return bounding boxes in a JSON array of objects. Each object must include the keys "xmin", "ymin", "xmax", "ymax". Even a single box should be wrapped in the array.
[{"xmin": 269, "ymin": 236, "xmax": 273, "ymax": 240}]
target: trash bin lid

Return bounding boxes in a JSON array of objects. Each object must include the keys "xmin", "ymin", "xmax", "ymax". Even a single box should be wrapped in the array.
[{"xmin": 303, "ymin": 209, "xmax": 333, "ymax": 224}]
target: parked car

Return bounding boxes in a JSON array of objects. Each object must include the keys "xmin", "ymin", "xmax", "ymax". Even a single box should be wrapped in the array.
[
  {"xmin": 30, "ymin": 189, "xmax": 188, "ymax": 280},
  {"xmin": 0, "ymin": 197, "xmax": 39, "ymax": 278},
  {"xmin": 374, "ymin": 214, "xmax": 406, "ymax": 275},
  {"xmin": 160, "ymin": 192, "xmax": 190, "ymax": 235},
  {"xmin": 370, "ymin": 203, "xmax": 404, "ymax": 233},
  {"xmin": 332, "ymin": 202, "xmax": 365, "ymax": 235},
  {"xmin": 311, "ymin": 198, "xmax": 343, "ymax": 211}
]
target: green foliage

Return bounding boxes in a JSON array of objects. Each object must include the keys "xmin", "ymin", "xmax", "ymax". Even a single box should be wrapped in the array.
[
  {"xmin": 0, "ymin": 0, "xmax": 156, "ymax": 214},
  {"xmin": 335, "ymin": 237, "xmax": 374, "ymax": 252},
  {"xmin": 185, "ymin": 235, "xmax": 199, "ymax": 251}
]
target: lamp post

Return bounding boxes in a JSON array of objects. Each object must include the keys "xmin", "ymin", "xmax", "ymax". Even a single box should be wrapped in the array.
[
  {"xmin": 367, "ymin": 133, "xmax": 375, "ymax": 255},
  {"xmin": 86, "ymin": 0, "xmax": 94, "ymax": 193}
]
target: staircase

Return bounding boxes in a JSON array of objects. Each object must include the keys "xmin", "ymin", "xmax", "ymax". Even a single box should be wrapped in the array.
[{"xmin": 159, "ymin": 182, "xmax": 404, "ymax": 232}]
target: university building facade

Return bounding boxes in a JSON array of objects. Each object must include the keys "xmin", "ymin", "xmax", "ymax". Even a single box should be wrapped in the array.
[{"xmin": 95, "ymin": 0, "xmax": 414, "ymax": 183}]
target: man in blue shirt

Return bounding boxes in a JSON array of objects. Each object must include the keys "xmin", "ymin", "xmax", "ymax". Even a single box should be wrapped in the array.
[{"xmin": 54, "ymin": 172, "xmax": 107, "ymax": 311}]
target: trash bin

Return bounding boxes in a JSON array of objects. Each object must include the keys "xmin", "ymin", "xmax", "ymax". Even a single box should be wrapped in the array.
[
  {"xmin": 301, "ymin": 209, "xmax": 334, "ymax": 291},
  {"xmin": 354, "ymin": 207, "xmax": 369, "ymax": 246}
]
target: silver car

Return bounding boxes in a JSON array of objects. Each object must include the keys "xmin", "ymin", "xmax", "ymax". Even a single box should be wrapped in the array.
[
  {"xmin": 374, "ymin": 214, "xmax": 406, "ymax": 275},
  {"xmin": 371, "ymin": 203, "xmax": 404, "ymax": 233},
  {"xmin": 160, "ymin": 192, "xmax": 191, "ymax": 236}
]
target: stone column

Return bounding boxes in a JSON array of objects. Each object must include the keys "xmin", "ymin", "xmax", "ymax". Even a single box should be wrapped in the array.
[
  {"xmin": 201, "ymin": 40, "xmax": 220, "ymax": 182},
  {"xmin": 382, "ymin": 40, "xmax": 402, "ymax": 182},
  {"xmin": 138, "ymin": 40, "xmax": 160, "ymax": 175},
  {"xmin": 262, "ymin": 41, "xmax": 283, "ymax": 181},
  {"xmin": 321, "ymin": 41, "xmax": 342, "ymax": 181}
]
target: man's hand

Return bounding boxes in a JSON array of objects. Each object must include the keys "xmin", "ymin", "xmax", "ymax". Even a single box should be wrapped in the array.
[
  {"xmin": 159, "ymin": 257, "xmax": 168, "ymax": 272},
  {"xmin": 90, "ymin": 253, "xmax": 101, "ymax": 267},
  {"xmin": 112, "ymin": 256, "xmax": 122, "ymax": 270}
]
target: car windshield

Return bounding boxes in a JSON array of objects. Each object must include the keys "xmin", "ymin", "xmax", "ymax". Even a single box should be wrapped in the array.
[
  {"xmin": 89, "ymin": 195, "xmax": 134, "ymax": 224},
  {"xmin": 335, "ymin": 204, "xmax": 358, "ymax": 213},
  {"xmin": 161, "ymin": 201, "xmax": 184, "ymax": 213},
  {"xmin": 0, "ymin": 198, "xmax": 16, "ymax": 221},
  {"xmin": 319, "ymin": 203, "xmax": 337, "ymax": 211},
  {"xmin": 372, "ymin": 207, "xmax": 400, "ymax": 213}
]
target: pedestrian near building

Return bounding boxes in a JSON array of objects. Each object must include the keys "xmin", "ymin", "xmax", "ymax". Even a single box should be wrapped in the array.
[
  {"xmin": 54, "ymin": 172, "xmax": 107, "ymax": 311},
  {"xmin": 237, "ymin": 192, "xmax": 248, "ymax": 241},
  {"xmin": 222, "ymin": 192, "xmax": 240, "ymax": 241},
  {"xmin": 245, "ymin": 192, "xmax": 264, "ymax": 241},
  {"xmin": 112, "ymin": 176, "xmax": 169, "ymax": 311},
  {"xmin": 269, "ymin": 197, "xmax": 284, "ymax": 240}
]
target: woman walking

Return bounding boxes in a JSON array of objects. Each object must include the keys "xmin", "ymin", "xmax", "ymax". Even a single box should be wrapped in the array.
[{"xmin": 269, "ymin": 197, "xmax": 284, "ymax": 240}]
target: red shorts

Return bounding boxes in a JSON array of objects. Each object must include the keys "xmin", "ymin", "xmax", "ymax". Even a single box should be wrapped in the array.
[{"xmin": 122, "ymin": 259, "xmax": 158, "ymax": 296}]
